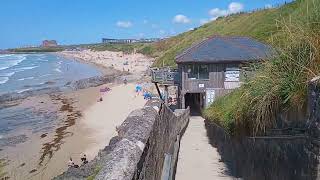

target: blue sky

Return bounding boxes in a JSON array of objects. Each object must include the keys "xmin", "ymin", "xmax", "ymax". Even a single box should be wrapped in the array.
[{"xmin": 0, "ymin": 0, "xmax": 292, "ymax": 49}]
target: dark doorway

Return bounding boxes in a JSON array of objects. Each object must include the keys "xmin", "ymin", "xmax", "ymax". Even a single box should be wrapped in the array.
[{"xmin": 185, "ymin": 93, "xmax": 204, "ymax": 115}]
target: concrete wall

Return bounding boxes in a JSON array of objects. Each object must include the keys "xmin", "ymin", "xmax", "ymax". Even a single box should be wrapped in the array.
[{"xmin": 54, "ymin": 99, "xmax": 190, "ymax": 180}]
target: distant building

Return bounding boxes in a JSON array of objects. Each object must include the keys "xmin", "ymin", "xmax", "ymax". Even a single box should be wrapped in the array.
[
  {"xmin": 0, "ymin": 49, "xmax": 9, "ymax": 54},
  {"xmin": 102, "ymin": 38, "xmax": 161, "ymax": 44},
  {"xmin": 42, "ymin": 40, "xmax": 58, "ymax": 47}
]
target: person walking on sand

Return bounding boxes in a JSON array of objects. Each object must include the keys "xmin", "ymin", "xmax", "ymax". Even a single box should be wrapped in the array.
[
  {"xmin": 68, "ymin": 157, "xmax": 79, "ymax": 168},
  {"xmin": 68, "ymin": 158, "xmax": 74, "ymax": 168},
  {"xmin": 135, "ymin": 84, "xmax": 142, "ymax": 97},
  {"xmin": 81, "ymin": 154, "xmax": 88, "ymax": 165}
]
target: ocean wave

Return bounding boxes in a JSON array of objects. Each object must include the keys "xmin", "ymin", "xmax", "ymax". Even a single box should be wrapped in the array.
[
  {"xmin": 54, "ymin": 68, "xmax": 62, "ymax": 73},
  {"xmin": 0, "ymin": 54, "xmax": 13, "ymax": 58},
  {"xmin": 17, "ymin": 77, "xmax": 34, "ymax": 81},
  {"xmin": 39, "ymin": 74, "xmax": 52, "ymax": 77},
  {"xmin": 0, "ymin": 72, "xmax": 15, "ymax": 77},
  {"xmin": 0, "ymin": 77, "xmax": 9, "ymax": 85},
  {"xmin": 0, "ymin": 55, "xmax": 26, "ymax": 71},
  {"xmin": 14, "ymin": 66, "xmax": 39, "ymax": 71},
  {"xmin": 16, "ymin": 88, "xmax": 32, "ymax": 93}
]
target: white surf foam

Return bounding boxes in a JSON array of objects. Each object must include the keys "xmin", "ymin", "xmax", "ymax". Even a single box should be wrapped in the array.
[
  {"xmin": 0, "ymin": 55, "xmax": 26, "ymax": 71},
  {"xmin": 14, "ymin": 66, "xmax": 39, "ymax": 71},
  {"xmin": 0, "ymin": 77, "xmax": 9, "ymax": 85},
  {"xmin": 0, "ymin": 54, "xmax": 13, "ymax": 58},
  {"xmin": 0, "ymin": 72, "xmax": 15, "ymax": 77},
  {"xmin": 16, "ymin": 88, "xmax": 32, "ymax": 93},
  {"xmin": 17, "ymin": 77, "xmax": 34, "ymax": 81},
  {"xmin": 54, "ymin": 68, "xmax": 62, "ymax": 73}
]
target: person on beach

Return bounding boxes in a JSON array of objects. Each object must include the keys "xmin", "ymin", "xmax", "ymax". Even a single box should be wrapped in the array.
[
  {"xmin": 68, "ymin": 158, "xmax": 74, "ymax": 168},
  {"xmin": 123, "ymin": 78, "xmax": 128, "ymax": 85},
  {"xmin": 135, "ymin": 84, "xmax": 142, "ymax": 96},
  {"xmin": 68, "ymin": 158, "xmax": 79, "ymax": 168},
  {"xmin": 81, "ymin": 154, "xmax": 88, "ymax": 165}
]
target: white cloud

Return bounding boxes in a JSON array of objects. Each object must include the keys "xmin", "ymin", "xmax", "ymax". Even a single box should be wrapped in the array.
[
  {"xmin": 228, "ymin": 2, "xmax": 244, "ymax": 14},
  {"xmin": 143, "ymin": 20, "xmax": 148, "ymax": 24},
  {"xmin": 116, "ymin": 21, "xmax": 133, "ymax": 28},
  {"xmin": 209, "ymin": 8, "xmax": 228, "ymax": 17},
  {"xmin": 265, "ymin": 4, "xmax": 272, "ymax": 9},
  {"xmin": 208, "ymin": 2, "xmax": 244, "ymax": 20},
  {"xmin": 173, "ymin": 14, "xmax": 191, "ymax": 24},
  {"xmin": 138, "ymin": 33, "xmax": 145, "ymax": 38},
  {"xmin": 200, "ymin": 18, "xmax": 210, "ymax": 25}
]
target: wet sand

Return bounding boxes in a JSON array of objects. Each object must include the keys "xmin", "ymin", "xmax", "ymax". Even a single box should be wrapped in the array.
[{"xmin": 1, "ymin": 83, "xmax": 147, "ymax": 179}]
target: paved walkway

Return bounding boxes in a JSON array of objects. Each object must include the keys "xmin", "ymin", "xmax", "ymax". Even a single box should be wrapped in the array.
[{"xmin": 176, "ymin": 116, "xmax": 235, "ymax": 180}]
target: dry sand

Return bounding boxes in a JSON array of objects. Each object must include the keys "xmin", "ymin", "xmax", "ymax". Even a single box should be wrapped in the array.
[
  {"xmin": 176, "ymin": 116, "xmax": 236, "ymax": 180},
  {"xmin": 59, "ymin": 50, "xmax": 154, "ymax": 75}
]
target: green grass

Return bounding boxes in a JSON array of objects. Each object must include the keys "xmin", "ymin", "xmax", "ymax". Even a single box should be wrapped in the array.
[
  {"xmin": 86, "ymin": 166, "xmax": 101, "ymax": 180},
  {"xmin": 204, "ymin": 0, "xmax": 320, "ymax": 136},
  {"xmin": 148, "ymin": 0, "xmax": 313, "ymax": 67},
  {"xmin": 9, "ymin": 47, "xmax": 65, "ymax": 52},
  {"xmin": 87, "ymin": 43, "xmax": 153, "ymax": 56}
]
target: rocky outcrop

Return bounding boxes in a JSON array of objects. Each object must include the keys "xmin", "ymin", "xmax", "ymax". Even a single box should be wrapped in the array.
[{"xmin": 0, "ymin": 70, "xmax": 126, "ymax": 103}]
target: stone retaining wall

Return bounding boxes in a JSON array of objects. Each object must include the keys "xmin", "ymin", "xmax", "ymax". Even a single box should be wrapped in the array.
[{"xmin": 55, "ymin": 99, "xmax": 190, "ymax": 180}]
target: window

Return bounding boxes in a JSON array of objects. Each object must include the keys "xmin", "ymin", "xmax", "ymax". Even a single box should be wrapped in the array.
[
  {"xmin": 186, "ymin": 64, "xmax": 209, "ymax": 80},
  {"xmin": 225, "ymin": 65, "xmax": 240, "ymax": 82},
  {"xmin": 199, "ymin": 65, "xmax": 209, "ymax": 79}
]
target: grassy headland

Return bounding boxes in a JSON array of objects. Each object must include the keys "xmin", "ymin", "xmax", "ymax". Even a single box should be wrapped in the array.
[
  {"xmin": 153, "ymin": 1, "xmax": 320, "ymax": 67},
  {"xmin": 202, "ymin": 0, "xmax": 320, "ymax": 136},
  {"xmin": 9, "ymin": 46, "xmax": 65, "ymax": 53}
]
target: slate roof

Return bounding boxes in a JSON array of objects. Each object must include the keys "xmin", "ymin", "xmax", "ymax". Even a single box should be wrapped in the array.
[{"xmin": 175, "ymin": 36, "xmax": 274, "ymax": 64}]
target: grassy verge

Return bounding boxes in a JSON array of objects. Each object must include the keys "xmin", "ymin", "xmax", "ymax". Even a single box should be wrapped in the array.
[
  {"xmin": 204, "ymin": 0, "xmax": 320, "ymax": 136},
  {"xmin": 88, "ymin": 43, "xmax": 155, "ymax": 55},
  {"xmin": 87, "ymin": 166, "xmax": 101, "ymax": 180}
]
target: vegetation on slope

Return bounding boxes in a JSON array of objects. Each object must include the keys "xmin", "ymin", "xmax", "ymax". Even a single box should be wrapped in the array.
[
  {"xmin": 9, "ymin": 46, "xmax": 65, "ymax": 53},
  {"xmin": 149, "ymin": 0, "xmax": 308, "ymax": 67},
  {"xmin": 88, "ymin": 43, "xmax": 150, "ymax": 54},
  {"xmin": 203, "ymin": 0, "xmax": 320, "ymax": 136}
]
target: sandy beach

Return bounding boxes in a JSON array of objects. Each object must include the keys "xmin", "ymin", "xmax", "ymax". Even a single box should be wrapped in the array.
[
  {"xmin": 0, "ymin": 50, "xmax": 154, "ymax": 179},
  {"xmin": 59, "ymin": 50, "xmax": 154, "ymax": 75}
]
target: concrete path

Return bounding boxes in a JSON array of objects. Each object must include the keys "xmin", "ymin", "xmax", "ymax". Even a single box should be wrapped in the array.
[{"xmin": 176, "ymin": 116, "xmax": 235, "ymax": 180}]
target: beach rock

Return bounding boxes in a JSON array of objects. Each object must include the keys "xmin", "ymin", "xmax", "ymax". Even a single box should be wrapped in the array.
[
  {"xmin": 0, "ymin": 87, "xmax": 61, "ymax": 103},
  {"xmin": 65, "ymin": 73, "xmax": 124, "ymax": 90}
]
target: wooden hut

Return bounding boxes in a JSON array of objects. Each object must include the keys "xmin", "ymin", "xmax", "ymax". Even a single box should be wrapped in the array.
[{"xmin": 175, "ymin": 36, "xmax": 273, "ymax": 111}]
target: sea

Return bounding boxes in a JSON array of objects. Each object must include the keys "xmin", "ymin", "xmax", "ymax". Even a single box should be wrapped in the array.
[
  {"xmin": 0, "ymin": 53, "xmax": 102, "ymax": 145},
  {"xmin": 0, "ymin": 53, "xmax": 101, "ymax": 95}
]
